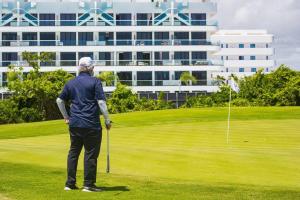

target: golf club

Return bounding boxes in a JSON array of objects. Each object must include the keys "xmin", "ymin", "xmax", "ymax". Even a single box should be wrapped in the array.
[
  {"xmin": 106, "ymin": 128, "xmax": 110, "ymax": 173},
  {"xmin": 106, "ymin": 121, "xmax": 113, "ymax": 174}
]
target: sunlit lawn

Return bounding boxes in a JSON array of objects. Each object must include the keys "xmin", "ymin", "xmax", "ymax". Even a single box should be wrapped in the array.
[{"xmin": 0, "ymin": 107, "xmax": 299, "ymax": 199}]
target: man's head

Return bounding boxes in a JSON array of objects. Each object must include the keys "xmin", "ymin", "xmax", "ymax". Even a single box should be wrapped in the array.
[{"xmin": 78, "ymin": 57, "xmax": 94, "ymax": 75}]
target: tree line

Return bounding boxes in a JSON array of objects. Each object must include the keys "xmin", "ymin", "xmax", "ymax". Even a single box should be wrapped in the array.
[{"xmin": 0, "ymin": 52, "xmax": 299, "ymax": 124}]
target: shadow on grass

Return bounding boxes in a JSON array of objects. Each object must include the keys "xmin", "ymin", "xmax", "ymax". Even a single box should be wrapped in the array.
[{"xmin": 100, "ymin": 186, "xmax": 130, "ymax": 192}]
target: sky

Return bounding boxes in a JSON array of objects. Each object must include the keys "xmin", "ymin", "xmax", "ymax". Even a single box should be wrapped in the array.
[{"xmin": 216, "ymin": 0, "xmax": 300, "ymax": 70}]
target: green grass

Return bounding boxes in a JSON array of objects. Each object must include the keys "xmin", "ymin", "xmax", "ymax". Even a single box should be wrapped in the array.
[{"xmin": 0, "ymin": 107, "xmax": 299, "ymax": 200}]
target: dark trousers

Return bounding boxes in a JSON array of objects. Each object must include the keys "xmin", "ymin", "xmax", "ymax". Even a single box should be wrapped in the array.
[{"xmin": 66, "ymin": 127, "xmax": 102, "ymax": 187}]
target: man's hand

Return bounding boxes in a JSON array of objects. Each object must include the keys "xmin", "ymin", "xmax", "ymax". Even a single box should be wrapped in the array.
[
  {"xmin": 64, "ymin": 118, "xmax": 70, "ymax": 124},
  {"xmin": 106, "ymin": 123, "xmax": 112, "ymax": 130},
  {"xmin": 105, "ymin": 121, "xmax": 112, "ymax": 130}
]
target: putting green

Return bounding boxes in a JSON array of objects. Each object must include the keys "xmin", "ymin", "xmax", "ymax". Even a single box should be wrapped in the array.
[{"xmin": 0, "ymin": 107, "xmax": 299, "ymax": 199}]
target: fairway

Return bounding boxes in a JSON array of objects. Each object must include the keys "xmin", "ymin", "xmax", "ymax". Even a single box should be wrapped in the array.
[{"xmin": 0, "ymin": 107, "xmax": 299, "ymax": 200}]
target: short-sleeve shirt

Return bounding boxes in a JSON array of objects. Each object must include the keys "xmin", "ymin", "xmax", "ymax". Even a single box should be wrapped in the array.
[{"xmin": 59, "ymin": 72, "xmax": 106, "ymax": 129}]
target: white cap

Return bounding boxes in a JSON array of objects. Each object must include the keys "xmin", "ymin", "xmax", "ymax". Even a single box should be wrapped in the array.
[{"xmin": 78, "ymin": 57, "xmax": 93, "ymax": 68}]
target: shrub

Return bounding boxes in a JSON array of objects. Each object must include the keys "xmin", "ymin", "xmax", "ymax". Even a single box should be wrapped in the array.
[
  {"xmin": 20, "ymin": 107, "xmax": 44, "ymax": 122},
  {"xmin": 0, "ymin": 100, "xmax": 22, "ymax": 124},
  {"xmin": 231, "ymin": 98, "xmax": 250, "ymax": 107}
]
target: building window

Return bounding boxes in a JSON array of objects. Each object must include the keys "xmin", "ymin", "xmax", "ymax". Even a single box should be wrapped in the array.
[
  {"xmin": 39, "ymin": 14, "xmax": 55, "ymax": 26},
  {"xmin": 192, "ymin": 52, "xmax": 207, "ymax": 65},
  {"xmin": 2, "ymin": 52, "xmax": 18, "ymax": 66},
  {"xmin": 221, "ymin": 44, "xmax": 224, "ymax": 48},
  {"xmin": 239, "ymin": 56, "xmax": 244, "ymax": 60},
  {"xmin": 137, "ymin": 71, "xmax": 152, "ymax": 86},
  {"xmin": 226, "ymin": 44, "xmax": 229, "ymax": 48},
  {"xmin": 250, "ymin": 43, "xmax": 256, "ymax": 48},
  {"xmin": 174, "ymin": 32, "xmax": 189, "ymax": 45},
  {"xmin": 191, "ymin": 32, "xmax": 206, "ymax": 45},
  {"xmin": 99, "ymin": 52, "xmax": 112, "ymax": 66},
  {"xmin": 40, "ymin": 32, "xmax": 55, "ymax": 46},
  {"xmin": 191, "ymin": 13, "xmax": 206, "ymax": 26},
  {"xmin": 239, "ymin": 68, "xmax": 245, "ymax": 72},
  {"xmin": 136, "ymin": 13, "xmax": 152, "ymax": 26},
  {"xmin": 78, "ymin": 52, "xmax": 93, "ymax": 60},
  {"xmin": 154, "ymin": 32, "xmax": 169, "ymax": 45},
  {"xmin": 192, "ymin": 71, "xmax": 207, "ymax": 86},
  {"xmin": 116, "ymin": 32, "xmax": 132, "ymax": 45},
  {"xmin": 251, "ymin": 68, "xmax": 257, "ymax": 72},
  {"xmin": 137, "ymin": 52, "xmax": 151, "ymax": 65},
  {"xmin": 250, "ymin": 56, "xmax": 256, "ymax": 60},
  {"xmin": 22, "ymin": 32, "xmax": 37, "ymax": 46},
  {"xmin": 174, "ymin": 71, "xmax": 187, "ymax": 80},
  {"xmin": 174, "ymin": 52, "xmax": 189, "ymax": 65},
  {"xmin": 2, "ymin": 32, "xmax": 17, "ymax": 46},
  {"xmin": 40, "ymin": 52, "xmax": 56, "ymax": 66},
  {"xmin": 155, "ymin": 71, "xmax": 169, "ymax": 86},
  {"xmin": 117, "ymin": 72, "xmax": 132, "ymax": 86},
  {"xmin": 118, "ymin": 52, "xmax": 132, "ymax": 66},
  {"xmin": 2, "ymin": 32, "xmax": 18, "ymax": 46},
  {"xmin": 99, "ymin": 32, "xmax": 114, "ymax": 46},
  {"xmin": 60, "ymin": 13, "xmax": 76, "ymax": 26},
  {"xmin": 239, "ymin": 44, "xmax": 244, "ymax": 48},
  {"xmin": 60, "ymin": 52, "xmax": 76, "ymax": 66},
  {"xmin": 116, "ymin": 13, "xmax": 131, "ymax": 26},
  {"xmin": 78, "ymin": 32, "xmax": 93, "ymax": 46},
  {"xmin": 155, "ymin": 52, "xmax": 169, "ymax": 65},
  {"xmin": 60, "ymin": 32, "xmax": 76, "ymax": 46},
  {"xmin": 136, "ymin": 32, "xmax": 152, "ymax": 45},
  {"xmin": 2, "ymin": 72, "xmax": 8, "ymax": 87}
]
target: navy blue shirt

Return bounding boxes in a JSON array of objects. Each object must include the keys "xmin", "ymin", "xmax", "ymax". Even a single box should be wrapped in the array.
[{"xmin": 59, "ymin": 72, "xmax": 106, "ymax": 129}]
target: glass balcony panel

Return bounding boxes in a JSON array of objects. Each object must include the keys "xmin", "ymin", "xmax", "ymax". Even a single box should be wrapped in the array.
[
  {"xmin": 116, "ymin": 14, "xmax": 131, "ymax": 26},
  {"xmin": 39, "ymin": 14, "xmax": 55, "ymax": 26},
  {"xmin": 60, "ymin": 14, "xmax": 76, "ymax": 26}
]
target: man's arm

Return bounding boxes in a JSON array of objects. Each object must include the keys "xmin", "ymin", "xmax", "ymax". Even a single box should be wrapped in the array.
[
  {"xmin": 56, "ymin": 98, "xmax": 70, "ymax": 124},
  {"xmin": 98, "ymin": 100, "xmax": 111, "ymax": 129},
  {"xmin": 95, "ymin": 78, "xmax": 111, "ymax": 130}
]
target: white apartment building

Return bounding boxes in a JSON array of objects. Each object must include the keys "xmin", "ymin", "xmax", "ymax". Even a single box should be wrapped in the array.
[
  {"xmin": 211, "ymin": 30, "xmax": 275, "ymax": 78},
  {"xmin": 0, "ymin": 0, "xmax": 275, "ymax": 94}
]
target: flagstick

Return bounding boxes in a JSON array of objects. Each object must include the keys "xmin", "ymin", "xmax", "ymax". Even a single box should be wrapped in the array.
[{"xmin": 227, "ymin": 86, "xmax": 232, "ymax": 144}]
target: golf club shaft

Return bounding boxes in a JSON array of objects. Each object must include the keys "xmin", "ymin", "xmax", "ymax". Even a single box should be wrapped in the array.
[{"xmin": 106, "ymin": 129, "xmax": 110, "ymax": 173}]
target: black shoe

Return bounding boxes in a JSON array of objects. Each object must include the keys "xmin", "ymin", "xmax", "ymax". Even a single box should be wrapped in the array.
[
  {"xmin": 82, "ymin": 185, "xmax": 102, "ymax": 192},
  {"xmin": 64, "ymin": 185, "xmax": 79, "ymax": 191}
]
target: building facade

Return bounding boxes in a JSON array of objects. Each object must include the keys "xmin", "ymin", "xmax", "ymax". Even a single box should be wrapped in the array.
[
  {"xmin": 0, "ymin": 0, "xmax": 274, "ymax": 93},
  {"xmin": 211, "ymin": 30, "xmax": 275, "ymax": 78}
]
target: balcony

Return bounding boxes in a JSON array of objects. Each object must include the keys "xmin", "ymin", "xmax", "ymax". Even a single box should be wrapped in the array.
[
  {"xmin": 223, "ymin": 60, "xmax": 275, "ymax": 67},
  {"xmin": 0, "ymin": 19, "xmax": 218, "ymax": 27},
  {"xmin": 0, "ymin": 59, "xmax": 221, "ymax": 68},
  {"xmin": 0, "ymin": 39, "xmax": 217, "ymax": 47}
]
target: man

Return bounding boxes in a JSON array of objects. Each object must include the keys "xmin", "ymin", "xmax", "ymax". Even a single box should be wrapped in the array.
[{"xmin": 56, "ymin": 57, "xmax": 111, "ymax": 192}]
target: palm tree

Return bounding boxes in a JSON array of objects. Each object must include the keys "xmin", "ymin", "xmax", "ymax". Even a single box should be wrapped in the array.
[
  {"xmin": 213, "ymin": 75, "xmax": 226, "ymax": 86},
  {"xmin": 96, "ymin": 71, "xmax": 118, "ymax": 86},
  {"xmin": 179, "ymin": 72, "xmax": 197, "ymax": 86}
]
